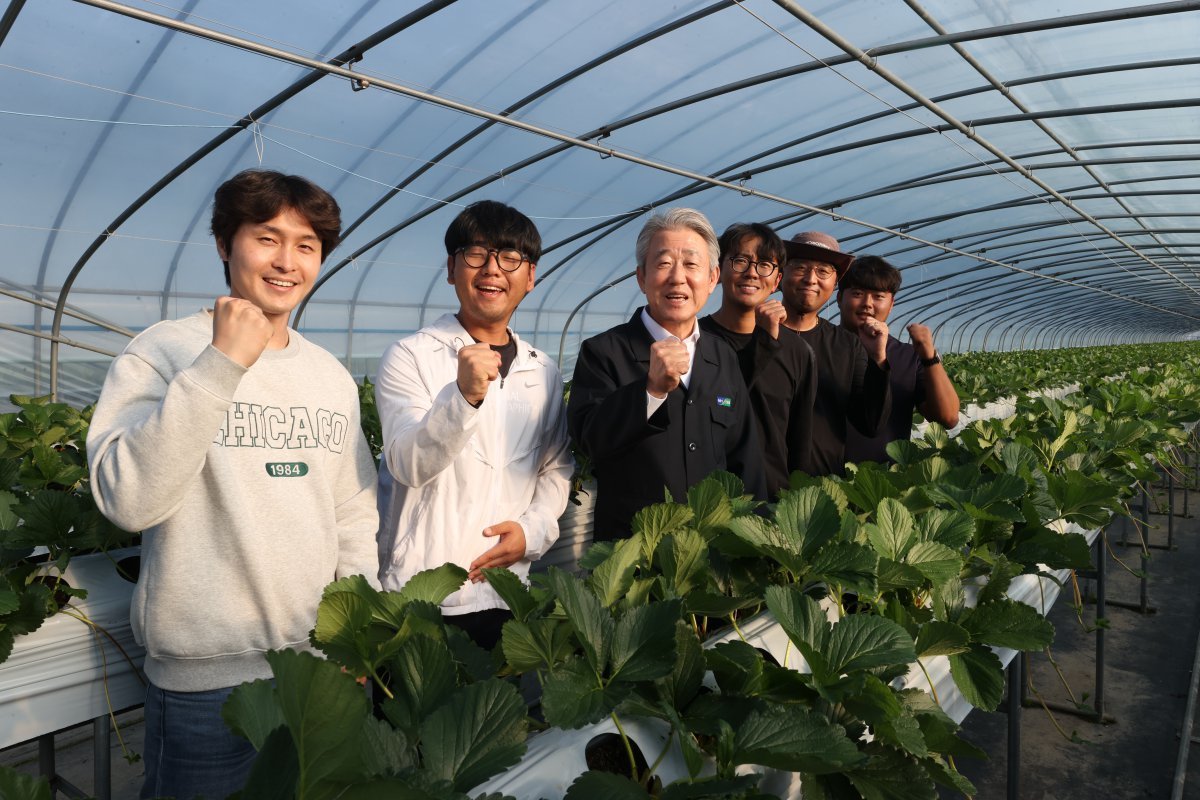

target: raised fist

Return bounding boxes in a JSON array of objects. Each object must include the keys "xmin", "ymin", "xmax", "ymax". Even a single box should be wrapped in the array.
[
  {"xmin": 647, "ymin": 338, "xmax": 690, "ymax": 398},
  {"xmin": 457, "ymin": 342, "xmax": 501, "ymax": 406},
  {"xmin": 211, "ymin": 296, "xmax": 275, "ymax": 368}
]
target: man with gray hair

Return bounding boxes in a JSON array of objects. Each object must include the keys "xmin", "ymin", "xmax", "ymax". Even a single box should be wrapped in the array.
[{"xmin": 568, "ymin": 208, "xmax": 767, "ymax": 540}]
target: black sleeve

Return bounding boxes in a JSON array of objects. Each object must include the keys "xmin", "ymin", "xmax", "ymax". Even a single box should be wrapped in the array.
[
  {"xmin": 722, "ymin": 360, "xmax": 768, "ymax": 502},
  {"xmin": 785, "ymin": 338, "xmax": 817, "ymax": 480},
  {"xmin": 568, "ymin": 336, "xmax": 668, "ymax": 462},
  {"xmin": 847, "ymin": 338, "xmax": 891, "ymax": 438}
]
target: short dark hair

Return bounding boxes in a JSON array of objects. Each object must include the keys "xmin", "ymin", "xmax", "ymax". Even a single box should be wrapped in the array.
[
  {"xmin": 838, "ymin": 255, "xmax": 902, "ymax": 297},
  {"xmin": 717, "ymin": 222, "xmax": 786, "ymax": 267},
  {"xmin": 211, "ymin": 169, "xmax": 341, "ymax": 285},
  {"xmin": 444, "ymin": 200, "xmax": 542, "ymax": 263}
]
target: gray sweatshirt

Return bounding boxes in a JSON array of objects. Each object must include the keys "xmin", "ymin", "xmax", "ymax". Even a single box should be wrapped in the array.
[{"xmin": 87, "ymin": 311, "xmax": 379, "ymax": 691}]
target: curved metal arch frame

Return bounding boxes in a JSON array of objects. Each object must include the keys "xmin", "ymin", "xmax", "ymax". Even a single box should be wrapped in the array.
[
  {"xmin": 300, "ymin": 5, "xmax": 1200, "ymax": 332},
  {"xmin": 39, "ymin": 0, "xmax": 1200, "ymax": 396}
]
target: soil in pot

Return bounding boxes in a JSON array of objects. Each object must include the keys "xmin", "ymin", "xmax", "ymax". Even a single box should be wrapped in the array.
[
  {"xmin": 585, "ymin": 732, "xmax": 649, "ymax": 780},
  {"xmin": 115, "ymin": 555, "xmax": 140, "ymax": 583}
]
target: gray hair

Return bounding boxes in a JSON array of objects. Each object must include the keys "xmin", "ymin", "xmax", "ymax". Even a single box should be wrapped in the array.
[{"xmin": 634, "ymin": 208, "xmax": 720, "ymax": 272}]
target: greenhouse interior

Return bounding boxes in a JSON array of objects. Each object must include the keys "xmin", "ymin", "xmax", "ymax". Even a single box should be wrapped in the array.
[{"xmin": 2, "ymin": 0, "xmax": 1200, "ymax": 798}]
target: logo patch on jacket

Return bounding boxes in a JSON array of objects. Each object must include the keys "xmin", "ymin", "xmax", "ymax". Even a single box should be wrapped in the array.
[{"xmin": 716, "ymin": 396, "xmax": 732, "ymax": 408}]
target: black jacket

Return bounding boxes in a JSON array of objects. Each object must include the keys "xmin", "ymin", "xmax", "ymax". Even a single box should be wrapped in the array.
[
  {"xmin": 699, "ymin": 316, "xmax": 816, "ymax": 497},
  {"xmin": 569, "ymin": 310, "xmax": 768, "ymax": 540},
  {"xmin": 794, "ymin": 318, "xmax": 891, "ymax": 477}
]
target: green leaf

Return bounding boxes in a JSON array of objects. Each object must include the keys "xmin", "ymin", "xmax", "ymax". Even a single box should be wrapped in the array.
[
  {"xmin": 869, "ymin": 498, "xmax": 916, "ymax": 561},
  {"xmin": 875, "ymin": 557, "xmax": 926, "ymax": 591},
  {"xmin": 609, "ymin": 600, "xmax": 681, "ymax": 683},
  {"xmin": 977, "ymin": 556, "xmax": 1021, "ymax": 605},
  {"xmin": 763, "ymin": 585, "xmax": 830, "ymax": 677},
  {"xmin": 265, "ymin": 649, "xmax": 371, "ymax": 793},
  {"xmin": 0, "ymin": 585, "xmax": 19, "ymax": 616},
  {"xmin": 311, "ymin": 590, "xmax": 375, "ymax": 673},
  {"xmin": 222, "ymin": 679, "xmax": 285, "ymax": 750},
  {"xmin": 660, "ymin": 775, "xmax": 763, "ymax": 800},
  {"xmin": 358, "ymin": 714, "xmax": 413, "ymax": 776},
  {"xmin": 547, "ymin": 567, "xmax": 613, "ymax": 676},
  {"xmin": 845, "ymin": 744, "xmax": 937, "ymax": 800},
  {"xmin": 809, "ymin": 541, "xmax": 878, "ymax": 596},
  {"xmin": 589, "ymin": 536, "xmax": 643, "ymax": 608},
  {"xmin": 776, "ymin": 486, "xmax": 841, "ymax": 561},
  {"xmin": 390, "ymin": 634, "xmax": 458, "ymax": 723},
  {"xmin": 398, "ymin": 563, "xmax": 469, "ymax": 606},
  {"xmin": 542, "ymin": 657, "xmax": 627, "ymax": 728},
  {"xmin": 914, "ymin": 509, "xmax": 974, "ymax": 550},
  {"xmin": 913, "ymin": 621, "xmax": 971, "ymax": 658},
  {"xmin": 500, "ymin": 617, "xmax": 572, "ymax": 672},
  {"xmin": 904, "ymin": 542, "xmax": 962, "ymax": 586},
  {"xmin": 659, "ymin": 529, "xmax": 708, "ymax": 598},
  {"xmin": 0, "ymin": 764, "xmax": 53, "ymax": 800},
  {"xmin": 6, "ymin": 491, "xmax": 78, "ymax": 549},
  {"xmin": 479, "ymin": 568, "xmax": 538, "ymax": 622},
  {"xmin": 564, "ymin": 771, "xmax": 652, "ymax": 799},
  {"xmin": 841, "ymin": 464, "xmax": 902, "ymax": 514},
  {"xmin": 660, "ymin": 620, "xmax": 706, "ymax": 709},
  {"xmin": 961, "ymin": 599, "xmax": 1054, "ymax": 651},
  {"xmin": 948, "ymin": 645, "xmax": 1005, "ymax": 711},
  {"xmin": 733, "ymin": 705, "xmax": 866, "ymax": 774},
  {"xmin": 687, "ymin": 476, "xmax": 734, "ymax": 538},
  {"xmin": 705, "ymin": 638, "xmax": 772, "ymax": 695},
  {"xmin": 824, "ymin": 614, "xmax": 916, "ymax": 675},
  {"xmin": 631, "ymin": 502, "xmax": 694, "ymax": 552},
  {"xmin": 841, "ymin": 675, "xmax": 926, "ymax": 758},
  {"xmin": 724, "ymin": 516, "xmax": 806, "ymax": 576},
  {"xmin": 419, "ymin": 679, "xmax": 527, "ymax": 792},
  {"xmin": 1047, "ymin": 471, "xmax": 1118, "ymax": 529},
  {"xmin": 0, "ymin": 490, "xmax": 18, "ymax": 531},
  {"xmin": 231, "ymin": 726, "xmax": 299, "ymax": 800},
  {"xmin": 1007, "ymin": 527, "xmax": 1091, "ymax": 571}
]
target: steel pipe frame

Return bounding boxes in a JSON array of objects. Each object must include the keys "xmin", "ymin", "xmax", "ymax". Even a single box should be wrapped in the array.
[
  {"xmin": 45, "ymin": 0, "xmax": 1200, "ymax": 389},
  {"xmin": 901, "ymin": 0, "xmax": 1194, "ymax": 280},
  {"xmin": 48, "ymin": 0, "xmax": 461, "ymax": 397},
  {"xmin": 310, "ymin": 10, "xmax": 1200, "ymax": 345}
]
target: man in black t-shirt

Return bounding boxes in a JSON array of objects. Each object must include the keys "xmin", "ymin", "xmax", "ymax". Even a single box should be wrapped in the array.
[
  {"xmin": 780, "ymin": 232, "xmax": 891, "ymax": 477},
  {"xmin": 839, "ymin": 255, "xmax": 960, "ymax": 463},
  {"xmin": 699, "ymin": 222, "xmax": 816, "ymax": 496}
]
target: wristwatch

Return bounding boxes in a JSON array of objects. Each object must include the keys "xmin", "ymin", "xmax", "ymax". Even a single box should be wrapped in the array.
[{"xmin": 920, "ymin": 352, "xmax": 941, "ymax": 367}]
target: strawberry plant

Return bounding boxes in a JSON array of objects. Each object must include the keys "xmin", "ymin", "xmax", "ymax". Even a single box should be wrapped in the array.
[{"xmin": 0, "ymin": 394, "xmax": 137, "ymax": 663}]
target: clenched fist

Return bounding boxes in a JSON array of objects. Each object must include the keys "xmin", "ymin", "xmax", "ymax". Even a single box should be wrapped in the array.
[
  {"xmin": 855, "ymin": 315, "xmax": 890, "ymax": 366},
  {"xmin": 457, "ymin": 342, "xmax": 501, "ymax": 406},
  {"xmin": 907, "ymin": 323, "xmax": 936, "ymax": 360},
  {"xmin": 647, "ymin": 337, "xmax": 690, "ymax": 398},
  {"xmin": 212, "ymin": 296, "xmax": 275, "ymax": 368},
  {"xmin": 755, "ymin": 299, "xmax": 787, "ymax": 340}
]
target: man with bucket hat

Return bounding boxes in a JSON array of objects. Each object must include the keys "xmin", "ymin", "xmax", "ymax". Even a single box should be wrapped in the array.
[{"xmin": 781, "ymin": 231, "xmax": 890, "ymax": 476}]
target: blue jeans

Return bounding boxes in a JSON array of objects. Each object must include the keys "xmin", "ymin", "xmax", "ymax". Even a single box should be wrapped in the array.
[{"xmin": 141, "ymin": 682, "xmax": 257, "ymax": 800}]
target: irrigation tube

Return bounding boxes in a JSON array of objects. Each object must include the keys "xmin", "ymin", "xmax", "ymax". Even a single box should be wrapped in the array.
[{"xmin": 1171, "ymin": 614, "xmax": 1200, "ymax": 799}]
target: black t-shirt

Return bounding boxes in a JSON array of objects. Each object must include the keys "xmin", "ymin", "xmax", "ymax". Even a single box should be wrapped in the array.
[
  {"xmin": 699, "ymin": 315, "xmax": 817, "ymax": 497},
  {"xmin": 793, "ymin": 318, "xmax": 891, "ymax": 477},
  {"xmin": 845, "ymin": 336, "xmax": 925, "ymax": 464},
  {"xmin": 490, "ymin": 335, "xmax": 518, "ymax": 380}
]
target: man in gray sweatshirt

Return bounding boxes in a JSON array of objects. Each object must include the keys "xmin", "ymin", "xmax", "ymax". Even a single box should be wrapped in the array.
[{"xmin": 87, "ymin": 169, "xmax": 379, "ymax": 800}]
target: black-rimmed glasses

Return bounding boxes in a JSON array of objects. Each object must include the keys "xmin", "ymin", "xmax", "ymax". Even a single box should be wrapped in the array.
[
  {"xmin": 456, "ymin": 246, "xmax": 529, "ymax": 272},
  {"xmin": 726, "ymin": 255, "xmax": 778, "ymax": 277}
]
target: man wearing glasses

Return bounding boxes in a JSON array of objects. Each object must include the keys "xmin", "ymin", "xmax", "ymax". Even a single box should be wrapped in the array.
[
  {"xmin": 568, "ymin": 208, "xmax": 766, "ymax": 540},
  {"xmin": 699, "ymin": 222, "xmax": 816, "ymax": 496},
  {"xmin": 781, "ymin": 231, "xmax": 891, "ymax": 476},
  {"xmin": 374, "ymin": 200, "xmax": 573, "ymax": 650}
]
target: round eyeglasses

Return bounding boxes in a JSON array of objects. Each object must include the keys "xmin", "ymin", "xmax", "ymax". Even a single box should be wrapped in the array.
[
  {"xmin": 787, "ymin": 261, "xmax": 838, "ymax": 281},
  {"xmin": 726, "ymin": 255, "xmax": 778, "ymax": 277},
  {"xmin": 456, "ymin": 246, "xmax": 529, "ymax": 272}
]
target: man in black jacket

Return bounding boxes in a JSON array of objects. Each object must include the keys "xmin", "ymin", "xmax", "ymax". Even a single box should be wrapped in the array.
[
  {"xmin": 568, "ymin": 208, "xmax": 767, "ymax": 540},
  {"xmin": 781, "ymin": 231, "xmax": 891, "ymax": 477},
  {"xmin": 699, "ymin": 222, "xmax": 816, "ymax": 496}
]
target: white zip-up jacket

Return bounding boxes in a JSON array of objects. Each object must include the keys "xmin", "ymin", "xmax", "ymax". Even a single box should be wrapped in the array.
[{"xmin": 375, "ymin": 313, "xmax": 573, "ymax": 613}]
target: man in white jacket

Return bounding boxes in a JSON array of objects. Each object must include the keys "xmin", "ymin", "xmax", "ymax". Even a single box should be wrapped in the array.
[
  {"xmin": 87, "ymin": 169, "xmax": 380, "ymax": 800},
  {"xmin": 375, "ymin": 200, "xmax": 573, "ymax": 650}
]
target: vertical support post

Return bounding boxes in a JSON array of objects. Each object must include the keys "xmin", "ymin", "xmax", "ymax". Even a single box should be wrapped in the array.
[
  {"xmin": 1184, "ymin": 447, "xmax": 1190, "ymax": 518},
  {"xmin": 1168, "ymin": 468, "xmax": 1175, "ymax": 548},
  {"xmin": 1095, "ymin": 530, "xmax": 1107, "ymax": 722},
  {"xmin": 1140, "ymin": 490, "xmax": 1150, "ymax": 614},
  {"xmin": 38, "ymin": 733, "xmax": 55, "ymax": 784},
  {"xmin": 94, "ymin": 715, "xmax": 112, "ymax": 800},
  {"xmin": 1007, "ymin": 654, "xmax": 1023, "ymax": 800}
]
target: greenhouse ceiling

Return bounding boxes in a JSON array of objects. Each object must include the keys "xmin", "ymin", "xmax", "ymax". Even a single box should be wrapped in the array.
[{"xmin": 2, "ymin": 0, "xmax": 1199, "ymax": 407}]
